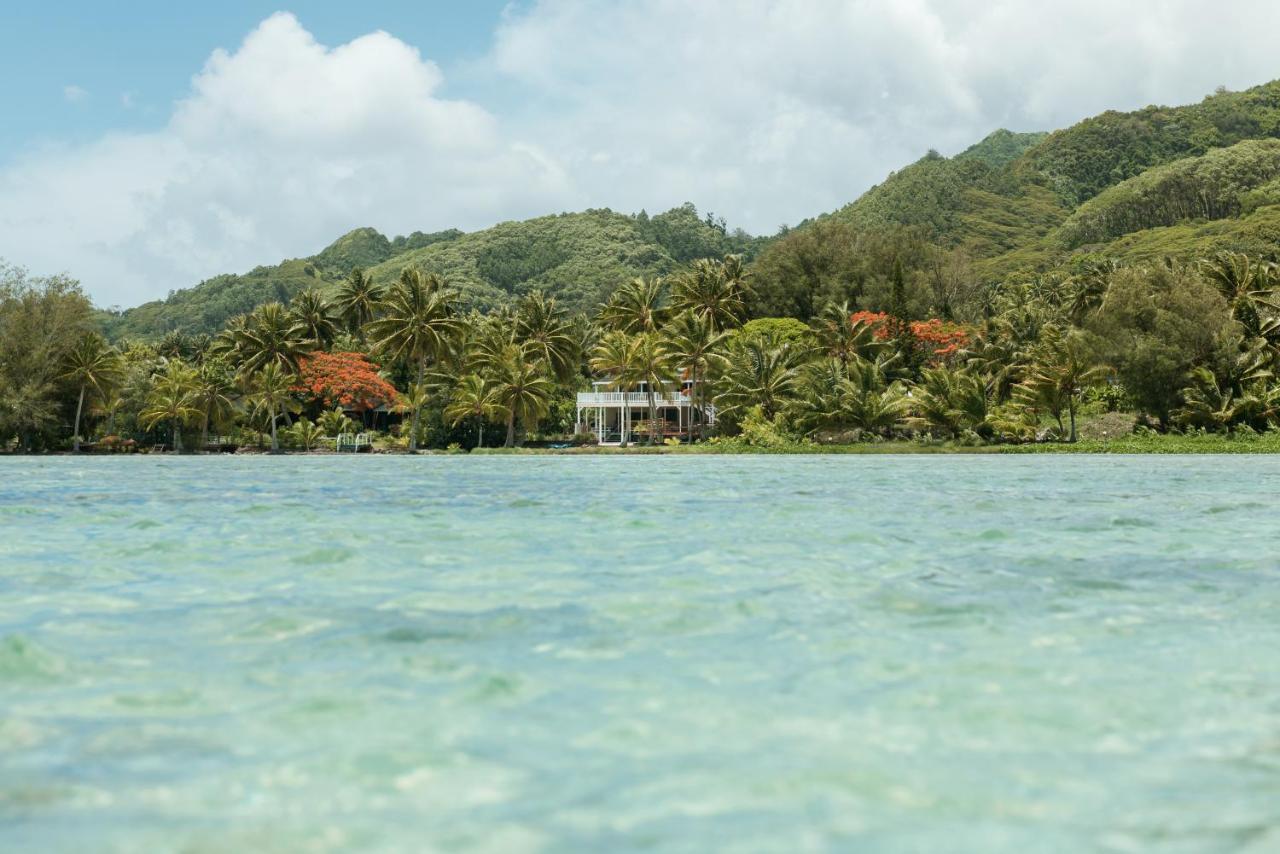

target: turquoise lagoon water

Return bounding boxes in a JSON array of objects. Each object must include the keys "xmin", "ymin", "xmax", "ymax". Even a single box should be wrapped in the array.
[{"xmin": 2, "ymin": 456, "xmax": 1280, "ymax": 852}]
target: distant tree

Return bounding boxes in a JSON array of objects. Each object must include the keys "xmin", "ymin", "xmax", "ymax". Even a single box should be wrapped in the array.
[
  {"xmin": 334, "ymin": 268, "xmax": 385, "ymax": 336},
  {"xmin": 140, "ymin": 360, "xmax": 200, "ymax": 452},
  {"xmin": 60, "ymin": 333, "xmax": 122, "ymax": 452},
  {"xmin": 366, "ymin": 269, "xmax": 462, "ymax": 451}
]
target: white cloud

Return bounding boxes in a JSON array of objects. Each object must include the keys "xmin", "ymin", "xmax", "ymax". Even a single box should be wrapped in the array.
[
  {"xmin": 8, "ymin": 3, "xmax": 1280, "ymax": 307},
  {"xmin": 0, "ymin": 13, "xmax": 573, "ymax": 307},
  {"xmin": 63, "ymin": 85, "xmax": 87, "ymax": 103},
  {"xmin": 490, "ymin": 0, "xmax": 1280, "ymax": 234}
]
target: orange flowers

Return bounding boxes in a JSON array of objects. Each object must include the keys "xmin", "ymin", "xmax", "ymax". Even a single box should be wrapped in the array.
[
  {"xmin": 294, "ymin": 352, "xmax": 399, "ymax": 411},
  {"xmin": 849, "ymin": 310, "xmax": 969, "ymax": 362}
]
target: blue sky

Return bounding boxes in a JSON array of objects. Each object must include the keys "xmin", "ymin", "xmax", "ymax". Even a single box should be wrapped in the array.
[
  {"xmin": 0, "ymin": 1, "xmax": 513, "ymax": 158},
  {"xmin": 4, "ymin": 1, "xmax": 1280, "ymax": 308}
]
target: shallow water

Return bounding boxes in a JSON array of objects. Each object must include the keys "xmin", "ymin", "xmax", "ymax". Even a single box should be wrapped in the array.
[{"xmin": 3, "ymin": 456, "xmax": 1280, "ymax": 852}]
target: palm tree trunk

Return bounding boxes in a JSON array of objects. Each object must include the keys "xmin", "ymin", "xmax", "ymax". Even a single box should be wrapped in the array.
[
  {"xmin": 409, "ymin": 357, "xmax": 426, "ymax": 451},
  {"xmin": 201, "ymin": 409, "xmax": 210, "ymax": 451},
  {"xmin": 72, "ymin": 385, "xmax": 86, "ymax": 453},
  {"xmin": 1068, "ymin": 395, "xmax": 1077, "ymax": 443},
  {"xmin": 648, "ymin": 391, "xmax": 658, "ymax": 445},
  {"xmin": 269, "ymin": 406, "xmax": 279, "ymax": 452},
  {"xmin": 476, "ymin": 415, "xmax": 484, "ymax": 449},
  {"xmin": 504, "ymin": 410, "xmax": 516, "ymax": 448},
  {"xmin": 173, "ymin": 417, "xmax": 183, "ymax": 453}
]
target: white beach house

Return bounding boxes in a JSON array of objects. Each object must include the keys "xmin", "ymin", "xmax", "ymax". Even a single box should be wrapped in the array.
[{"xmin": 575, "ymin": 379, "xmax": 716, "ymax": 445}]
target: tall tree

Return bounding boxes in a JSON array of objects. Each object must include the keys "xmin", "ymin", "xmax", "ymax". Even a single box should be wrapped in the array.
[
  {"xmin": 515, "ymin": 291, "xmax": 579, "ymax": 381},
  {"xmin": 366, "ymin": 269, "xmax": 461, "ymax": 451},
  {"xmin": 599, "ymin": 276, "xmax": 669, "ymax": 334},
  {"xmin": 444, "ymin": 374, "xmax": 503, "ymax": 448},
  {"xmin": 660, "ymin": 310, "xmax": 725, "ymax": 440},
  {"xmin": 490, "ymin": 344, "xmax": 554, "ymax": 447},
  {"xmin": 289, "ymin": 289, "xmax": 340, "ymax": 349},
  {"xmin": 60, "ymin": 332, "xmax": 121, "ymax": 452},
  {"xmin": 247, "ymin": 362, "xmax": 300, "ymax": 453},
  {"xmin": 670, "ymin": 256, "xmax": 750, "ymax": 331},
  {"xmin": 140, "ymin": 361, "xmax": 200, "ymax": 452},
  {"xmin": 192, "ymin": 358, "xmax": 238, "ymax": 448},
  {"xmin": 231, "ymin": 302, "xmax": 314, "ymax": 374},
  {"xmin": 335, "ymin": 268, "xmax": 385, "ymax": 336}
]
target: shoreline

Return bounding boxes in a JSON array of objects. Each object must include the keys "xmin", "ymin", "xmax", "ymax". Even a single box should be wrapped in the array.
[{"xmin": 10, "ymin": 433, "xmax": 1280, "ymax": 457}]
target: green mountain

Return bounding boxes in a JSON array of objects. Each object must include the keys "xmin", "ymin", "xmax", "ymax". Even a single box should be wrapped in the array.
[
  {"xmin": 100, "ymin": 78, "xmax": 1280, "ymax": 339},
  {"xmin": 99, "ymin": 203, "xmax": 760, "ymax": 340},
  {"xmin": 752, "ymin": 79, "xmax": 1280, "ymax": 318}
]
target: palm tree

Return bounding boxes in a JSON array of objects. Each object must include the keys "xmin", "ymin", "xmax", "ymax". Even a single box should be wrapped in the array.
[
  {"xmin": 516, "ymin": 291, "xmax": 579, "ymax": 381},
  {"xmin": 1200, "ymin": 252, "xmax": 1278, "ymax": 338},
  {"xmin": 660, "ymin": 311, "xmax": 725, "ymax": 440},
  {"xmin": 811, "ymin": 301, "xmax": 886, "ymax": 365},
  {"xmin": 232, "ymin": 302, "xmax": 314, "ymax": 373},
  {"xmin": 625, "ymin": 333, "xmax": 676, "ymax": 445},
  {"xmin": 490, "ymin": 345, "xmax": 554, "ymax": 447},
  {"xmin": 909, "ymin": 367, "xmax": 994, "ymax": 439},
  {"xmin": 140, "ymin": 361, "xmax": 200, "ymax": 452},
  {"xmin": 287, "ymin": 418, "xmax": 326, "ymax": 451},
  {"xmin": 60, "ymin": 332, "xmax": 121, "ymax": 452},
  {"xmin": 600, "ymin": 276, "xmax": 668, "ymax": 334},
  {"xmin": 670, "ymin": 256, "xmax": 750, "ymax": 330},
  {"xmin": 589, "ymin": 331, "xmax": 636, "ymax": 447},
  {"xmin": 335, "ymin": 268, "xmax": 384, "ymax": 336},
  {"xmin": 289, "ymin": 289, "xmax": 340, "ymax": 349},
  {"xmin": 191, "ymin": 358, "xmax": 238, "ymax": 448},
  {"xmin": 1015, "ymin": 327, "xmax": 1105, "ymax": 442},
  {"xmin": 366, "ymin": 269, "xmax": 461, "ymax": 451},
  {"xmin": 714, "ymin": 339, "xmax": 799, "ymax": 423},
  {"xmin": 444, "ymin": 374, "xmax": 503, "ymax": 448},
  {"xmin": 247, "ymin": 363, "xmax": 300, "ymax": 453}
]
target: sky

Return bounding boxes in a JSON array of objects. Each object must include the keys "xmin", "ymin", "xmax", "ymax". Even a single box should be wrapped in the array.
[{"xmin": 3, "ymin": 0, "xmax": 1280, "ymax": 309}]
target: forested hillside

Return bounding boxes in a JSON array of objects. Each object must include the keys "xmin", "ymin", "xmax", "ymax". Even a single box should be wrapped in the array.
[
  {"xmin": 99, "ymin": 204, "xmax": 760, "ymax": 340},
  {"xmin": 751, "ymin": 79, "xmax": 1280, "ymax": 321},
  {"xmin": 99, "ymin": 78, "xmax": 1280, "ymax": 342}
]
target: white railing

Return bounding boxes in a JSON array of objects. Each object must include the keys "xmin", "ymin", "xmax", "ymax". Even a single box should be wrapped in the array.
[{"xmin": 577, "ymin": 391, "xmax": 692, "ymax": 407}]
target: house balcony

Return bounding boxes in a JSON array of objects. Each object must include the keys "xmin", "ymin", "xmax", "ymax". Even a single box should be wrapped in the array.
[{"xmin": 576, "ymin": 391, "xmax": 692, "ymax": 407}]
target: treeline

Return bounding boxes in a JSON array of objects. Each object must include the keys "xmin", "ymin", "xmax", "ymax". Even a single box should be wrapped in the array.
[
  {"xmin": 99, "ymin": 204, "xmax": 764, "ymax": 342},
  {"xmin": 9, "ymin": 245, "xmax": 1280, "ymax": 454}
]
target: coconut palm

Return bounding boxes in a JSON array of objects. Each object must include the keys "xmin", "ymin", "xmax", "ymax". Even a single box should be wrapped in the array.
[
  {"xmin": 624, "ymin": 333, "xmax": 676, "ymax": 445},
  {"xmin": 1015, "ymin": 327, "xmax": 1106, "ymax": 442},
  {"xmin": 289, "ymin": 289, "xmax": 340, "ymax": 349},
  {"xmin": 287, "ymin": 418, "xmax": 326, "ymax": 451},
  {"xmin": 489, "ymin": 345, "xmax": 554, "ymax": 447},
  {"xmin": 670, "ymin": 255, "xmax": 751, "ymax": 331},
  {"xmin": 811, "ymin": 301, "xmax": 886, "ymax": 365},
  {"xmin": 232, "ymin": 302, "xmax": 314, "ymax": 374},
  {"xmin": 191, "ymin": 358, "xmax": 238, "ymax": 448},
  {"xmin": 660, "ymin": 310, "xmax": 726, "ymax": 440},
  {"xmin": 318, "ymin": 407, "xmax": 353, "ymax": 437},
  {"xmin": 1200, "ymin": 252, "xmax": 1279, "ymax": 338},
  {"xmin": 335, "ymin": 268, "xmax": 384, "ymax": 336},
  {"xmin": 714, "ymin": 339, "xmax": 800, "ymax": 423},
  {"xmin": 140, "ymin": 360, "xmax": 200, "ymax": 452},
  {"xmin": 588, "ymin": 330, "xmax": 636, "ymax": 446},
  {"xmin": 366, "ymin": 269, "xmax": 461, "ymax": 451},
  {"xmin": 60, "ymin": 332, "xmax": 121, "ymax": 452},
  {"xmin": 599, "ymin": 276, "xmax": 668, "ymax": 334},
  {"xmin": 444, "ymin": 374, "xmax": 503, "ymax": 448},
  {"xmin": 516, "ymin": 291, "xmax": 578, "ymax": 381},
  {"xmin": 247, "ymin": 362, "xmax": 300, "ymax": 453}
]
